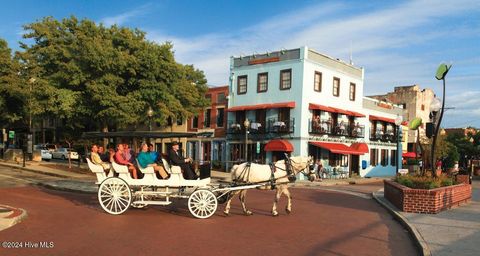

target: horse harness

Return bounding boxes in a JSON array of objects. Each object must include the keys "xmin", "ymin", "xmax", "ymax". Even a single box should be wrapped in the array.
[{"xmin": 234, "ymin": 159, "xmax": 299, "ymax": 189}]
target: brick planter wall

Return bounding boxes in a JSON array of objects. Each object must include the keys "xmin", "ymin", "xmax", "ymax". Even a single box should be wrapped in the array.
[{"xmin": 384, "ymin": 180, "xmax": 472, "ymax": 214}]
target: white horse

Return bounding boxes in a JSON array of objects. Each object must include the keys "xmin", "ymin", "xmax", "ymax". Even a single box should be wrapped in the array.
[{"xmin": 224, "ymin": 155, "xmax": 315, "ymax": 216}]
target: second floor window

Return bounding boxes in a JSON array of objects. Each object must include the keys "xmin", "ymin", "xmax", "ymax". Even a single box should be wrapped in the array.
[
  {"xmin": 257, "ymin": 72, "xmax": 268, "ymax": 92},
  {"xmin": 238, "ymin": 75, "xmax": 247, "ymax": 94},
  {"xmin": 333, "ymin": 77, "xmax": 340, "ymax": 97},
  {"xmin": 349, "ymin": 82, "xmax": 356, "ymax": 101},
  {"xmin": 204, "ymin": 109, "xmax": 211, "ymax": 128},
  {"xmin": 216, "ymin": 108, "xmax": 224, "ymax": 127},
  {"xmin": 314, "ymin": 71, "xmax": 322, "ymax": 92},
  {"xmin": 176, "ymin": 117, "xmax": 183, "ymax": 125},
  {"xmin": 217, "ymin": 92, "xmax": 226, "ymax": 104},
  {"xmin": 192, "ymin": 116, "xmax": 198, "ymax": 129},
  {"xmin": 280, "ymin": 69, "xmax": 291, "ymax": 90}
]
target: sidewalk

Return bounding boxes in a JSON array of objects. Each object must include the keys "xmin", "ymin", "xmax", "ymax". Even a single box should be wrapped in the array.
[{"xmin": 373, "ymin": 180, "xmax": 480, "ymax": 256}]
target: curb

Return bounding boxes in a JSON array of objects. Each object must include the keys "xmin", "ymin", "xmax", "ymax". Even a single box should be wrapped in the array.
[
  {"xmin": 0, "ymin": 204, "xmax": 28, "ymax": 231},
  {"xmin": 372, "ymin": 190, "xmax": 431, "ymax": 256},
  {"xmin": 0, "ymin": 162, "xmax": 74, "ymax": 179},
  {"xmin": 35, "ymin": 181, "xmax": 98, "ymax": 195}
]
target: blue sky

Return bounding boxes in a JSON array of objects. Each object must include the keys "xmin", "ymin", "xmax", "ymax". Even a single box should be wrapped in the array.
[{"xmin": 1, "ymin": 0, "xmax": 479, "ymax": 128}]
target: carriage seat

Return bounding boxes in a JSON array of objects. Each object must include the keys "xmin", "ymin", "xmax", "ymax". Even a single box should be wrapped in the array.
[
  {"xmin": 86, "ymin": 158, "xmax": 111, "ymax": 184},
  {"xmin": 110, "ymin": 160, "xmax": 133, "ymax": 180},
  {"xmin": 160, "ymin": 157, "xmax": 182, "ymax": 175}
]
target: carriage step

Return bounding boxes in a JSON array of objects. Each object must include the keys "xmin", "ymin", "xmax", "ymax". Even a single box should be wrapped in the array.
[{"xmin": 132, "ymin": 201, "xmax": 172, "ymax": 206}]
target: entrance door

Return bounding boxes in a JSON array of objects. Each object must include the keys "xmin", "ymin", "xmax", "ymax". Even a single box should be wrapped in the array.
[{"xmin": 350, "ymin": 155, "xmax": 359, "ymax": 176}]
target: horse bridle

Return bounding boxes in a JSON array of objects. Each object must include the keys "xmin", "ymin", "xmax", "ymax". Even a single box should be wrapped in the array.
[{"xmin": 285, "ymin": 157, "xmax": 315, "ymax": 182}]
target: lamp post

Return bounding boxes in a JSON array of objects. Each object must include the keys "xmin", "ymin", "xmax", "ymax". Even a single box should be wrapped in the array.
[
  {"xmin": 394, "ymin": 115, "xmax": 403, "ymax": 174},
  {"xmin": 244, "ymin": 118, "xmax": 250, "ymax": 162},
  {"xmin": 147, "ymin": 106, "xmax": 153, "ymax": 131},
  {"xmin": 431, "ymin": 63, "xmax": 452, "ymax": 177}
]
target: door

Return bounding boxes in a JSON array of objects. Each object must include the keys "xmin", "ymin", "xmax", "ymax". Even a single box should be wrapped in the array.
[{"xmin": 350, "ymin": 155, "xmax": 359, "ymax": 176}]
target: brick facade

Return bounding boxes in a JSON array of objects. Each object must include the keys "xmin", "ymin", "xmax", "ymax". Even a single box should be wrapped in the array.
[{"xmin": 384, "ymin": 180, "xmax": 471, "ymax": 214}]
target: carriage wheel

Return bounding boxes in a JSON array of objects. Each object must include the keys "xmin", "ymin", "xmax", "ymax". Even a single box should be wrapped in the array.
[
  {"xmin": 188, "ymin": 189, "xmax": 218, "ymax": 219},
  {"xmin": 98, "ymin": 177, "xmax": 131, "ymax": 215}
]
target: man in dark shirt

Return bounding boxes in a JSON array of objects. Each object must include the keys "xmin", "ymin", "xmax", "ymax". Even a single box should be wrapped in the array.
[{"xmin": 167, "ymin": 142, "xmax": 198, "ymax": 180}]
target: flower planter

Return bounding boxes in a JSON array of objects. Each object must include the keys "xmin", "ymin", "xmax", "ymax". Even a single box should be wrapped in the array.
[{"xmin": 384, "ymin": 180, "xmax": 471, "ymax": 214}]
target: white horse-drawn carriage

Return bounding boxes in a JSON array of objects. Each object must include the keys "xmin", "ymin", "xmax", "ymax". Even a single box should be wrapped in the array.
[
  {"xmin": 87, "ymin": 154, "xmax": 314, "ymax": 219},
  {"xmin": 83, "ymin": 130, "xmax": 315, "ymax": 219}
]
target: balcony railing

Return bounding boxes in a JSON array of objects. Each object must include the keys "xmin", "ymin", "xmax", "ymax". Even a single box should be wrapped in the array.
[
  {"xmin": 227, "ymin": 122, "xmax": 243, "ymax": 134},
  {"xmin": 370, "ymin": 130, "xmax": 396, "ymax": 142},
  {"xmin": 310, "ymin": 120, "xmax": 364, "ymax": 138},
  {"xmin": 267, "ymin": 118, "xmax": 295, "ymax": 134},
  {"xmin": 310, "ymin": 120, "xmax": 332, "ymax": 135},
  {"xmin": 348, "ymin": 124, "xmax": 365, "ymax": 138}
]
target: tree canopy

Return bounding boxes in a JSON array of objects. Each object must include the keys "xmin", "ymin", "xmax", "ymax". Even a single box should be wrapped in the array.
[{"xmin": 1, "ymin": 16, "xmax": 208, "ymax": 139}]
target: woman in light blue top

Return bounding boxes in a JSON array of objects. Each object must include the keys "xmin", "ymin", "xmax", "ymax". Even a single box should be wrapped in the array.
[{"xmin": 137, "ymin": 143, "xmax": 168, "ymax": 179}]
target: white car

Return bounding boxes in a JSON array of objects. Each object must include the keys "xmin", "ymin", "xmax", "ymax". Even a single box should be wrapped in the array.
[
  {"xmin": 34, "ymin": 145, "xmax": 53, "ymax": 161},
  {"xmin": 52, "ymin": 148, "xmax": 79, "ymax": 160}
]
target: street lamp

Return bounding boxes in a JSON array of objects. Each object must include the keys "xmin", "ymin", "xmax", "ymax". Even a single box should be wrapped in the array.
[
  {"xmin": 147, "ymin": 106, "xmax": 153, "ymax": 131},
  {"xmin": 431, "ymin": 63, "xmax": 452, "ymax": 177},
  {"xmin": 394, "ymin": 115, "xmax": 403, "ymax": 174},
  {"xmin": 244, "ymin": 118, "xmax": 250, "ymax": 161}
]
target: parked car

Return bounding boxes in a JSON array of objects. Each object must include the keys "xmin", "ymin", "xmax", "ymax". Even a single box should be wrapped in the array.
[
  {"xmin": 52, "ymin": 148, "xmax": 79, "ymax": 160},
  {"xmin": 33, "ymin": 144, "xmax": 52, "ymax": 161},
  {"xmin": 44, "ymin": 143, "xmax": 58, "ymax": 153}
]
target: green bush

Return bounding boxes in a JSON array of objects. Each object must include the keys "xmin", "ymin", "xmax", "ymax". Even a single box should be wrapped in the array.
[{"xmin": 395, "ymin": 174, "xmax": 456, "ymax": 189}]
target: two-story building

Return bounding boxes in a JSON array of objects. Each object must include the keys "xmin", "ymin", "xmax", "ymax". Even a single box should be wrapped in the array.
[{"xmin": 186, "ymin": 86, "xmax": 229, "ymax": 170}]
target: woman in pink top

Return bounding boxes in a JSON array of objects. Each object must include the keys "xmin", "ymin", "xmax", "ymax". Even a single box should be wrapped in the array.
[{"xmin": 114, "ymin": 144, "xmax": 138, "ymax": 179}]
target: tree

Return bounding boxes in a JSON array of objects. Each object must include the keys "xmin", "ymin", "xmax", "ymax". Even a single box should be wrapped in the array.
[
  {"xmin": 19, "ymin": 16, "xmax": 208, "ymax": 137},
  {"xmin": 0, "ymin": 38, "xmax": 23, "ymax": 126}
]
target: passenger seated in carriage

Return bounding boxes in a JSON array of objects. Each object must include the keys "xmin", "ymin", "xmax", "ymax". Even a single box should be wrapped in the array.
[
  {"xmin": 123, "ymin": 144, "xmax": 136, "ymax": 164},
  {"xmin": 91, "ymin": 144, "xmax": 111, "ymax": 174},
  {"xmin": 98, "ymin": 146, "xmax": 110, "ymax": 162},
  {"xmin": 147, "ymin": 143, "xmax": 160, "ymax": 163},
  {"xmin": 114, "ymin": 144, "xmax": 138, "ymax": 179},
  {"xmin": 167, "ymin": 141, "xmax": 198, "ymax": 180},
  {"xmin": 137, "ymin": 143, "xmax": 169, "ymax": 179}
]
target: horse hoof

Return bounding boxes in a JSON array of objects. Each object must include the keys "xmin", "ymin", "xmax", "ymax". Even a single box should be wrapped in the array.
[
  {"xmin": 272, "ymin": 212, "xmax": 278, "ymax": 217},
  {"xmin": 245, "ymin": 211, "xmax": 253, "ymax": 216},
  {"xmin": 223, "ymin": 211, "xmax": 229, "ymax": 216},
  {"xmin": 286, "ymin": 209, "xmax": 291, "ymax": 214}
]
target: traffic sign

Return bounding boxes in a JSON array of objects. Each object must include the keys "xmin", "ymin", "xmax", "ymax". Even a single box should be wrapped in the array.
[{"xmin": 8, "ymin": 131, "xmax": 15, "ymax": 139}]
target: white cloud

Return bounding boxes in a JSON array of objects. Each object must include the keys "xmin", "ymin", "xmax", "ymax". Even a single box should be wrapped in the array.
[{"xmin": 100, "ymin": 4, "xmax": 153, "ymax": 27}]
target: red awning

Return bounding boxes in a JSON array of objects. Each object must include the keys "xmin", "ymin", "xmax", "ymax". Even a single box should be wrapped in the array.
[
  {"xmin": 309, "ymin": 104, "xmax": 365, "ymax": 118},
  {"xmin": 264, "ymin": 140, "xmax": 294, "ymax": 152},
  {"xmin": 350, "ymin": 143, "xmax": 369, "ymax": 153},
  {"xmin": 347, "ymin": 110, "xmax": 366, "ymax": 118},
  {"xmin": 402, "ymin": 152, "xmax": 417, "ymax": 158},
  {"xmin": 369, "ymin": 115, "xmax": 395, "ymax": 124},
  {"xmin": 330, "ymin": 107, "xmax": 351, "ymax": 116},
  {"xmin": 228, "ymin": 102, "xmax": 296, "ymax": 112},
  {"xmin": 308, "ymin": 103, "xmax": 334, "ymax": 112},
  {"xmin": 309, "ymin": 141, "xmax": 366, "ymax": 155}
]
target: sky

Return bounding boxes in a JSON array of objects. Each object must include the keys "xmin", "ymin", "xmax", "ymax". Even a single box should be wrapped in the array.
[{"xmin": 1, "ymin": 0, "xmax": 479, "ymax": 128}]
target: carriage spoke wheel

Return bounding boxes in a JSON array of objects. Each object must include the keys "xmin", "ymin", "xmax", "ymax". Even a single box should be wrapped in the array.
[
  {"xmin": 98, "ymin": 177, "xmax": 131, "ymax": 215},
  {"xmin": 188, "ymin": 189, "xmax": 218, "ymax": 219}
]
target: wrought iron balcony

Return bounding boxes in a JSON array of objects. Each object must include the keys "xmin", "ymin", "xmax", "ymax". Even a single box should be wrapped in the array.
[{"xmin": 267, "ymin": 118, "xmax": 295, "ymax": 134}]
